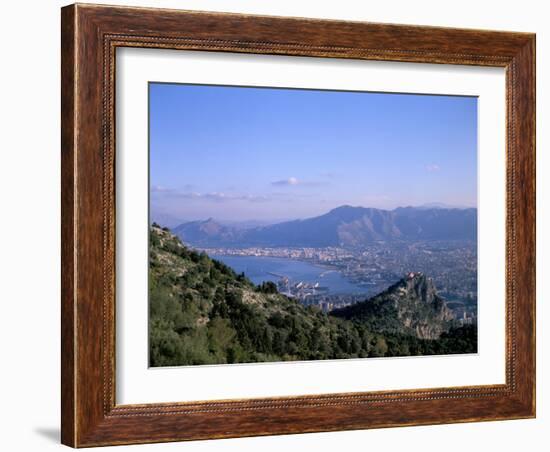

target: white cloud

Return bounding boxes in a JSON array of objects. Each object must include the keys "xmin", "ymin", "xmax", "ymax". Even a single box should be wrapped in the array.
[
  {"xmin": 151, "ymin": 187, "xmax": 270, "ymax": 203},
  {"xmin": 150, "ymin": 185, "xmax": 174, "ymax": 193},
  {"xmin": 202, "ymin": 192, "xmax": 269, "ymax": 202},
  {"xmin": 271, "ymin": 177, "xmax": 328, "ymax": 187},
  {"xmin": 272, "ymin": 177, "xmax": 300, "ymax": 186},
  {"xmin": 425, "ymin": 164, "xmax": 441, "ymax": 172}
]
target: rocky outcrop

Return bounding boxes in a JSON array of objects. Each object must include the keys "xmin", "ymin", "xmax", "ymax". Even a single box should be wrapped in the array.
[{"xmin": 332, "ymin": 272, "xmax": 455, "ymax": 340}]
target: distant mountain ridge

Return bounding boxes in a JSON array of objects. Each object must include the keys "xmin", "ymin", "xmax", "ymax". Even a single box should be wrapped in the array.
[
  {"xmin": 173, "ymin": 205, "xmax": 477, "ymax": 247},
  {"xmin": 173, "ymin": 218, "xmax": 239, "ymax": 245}
]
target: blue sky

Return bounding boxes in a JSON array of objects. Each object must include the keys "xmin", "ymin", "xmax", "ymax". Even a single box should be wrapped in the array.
[{"xmin": 150, "ymin": 83, "xmax": 477, "ymax": 224}]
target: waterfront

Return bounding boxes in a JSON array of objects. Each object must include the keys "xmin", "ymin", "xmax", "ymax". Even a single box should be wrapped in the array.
[
  {"xmin": 204, "ymin": 240, "xmax": 478, "ymax": 304},
  {"xmin": 211, "ymin": 254, "xmax": 371, "ymax": 296}
]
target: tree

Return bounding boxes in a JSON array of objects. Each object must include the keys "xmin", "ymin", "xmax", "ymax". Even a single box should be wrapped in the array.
[
  {"xmin": 208, "ymin": 317, "xmax": 236, "ymax": 357},
  {"xmin": 258, "ymin": 281, "xmax": 278, "ymax": 294},
  {"xmin": 370, "ymin": 337, "xmax": 388, "ymax": 357}
]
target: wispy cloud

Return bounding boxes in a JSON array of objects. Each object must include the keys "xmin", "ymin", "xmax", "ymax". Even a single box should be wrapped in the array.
[
  {"xmin": 425, "ymin": 164, "xmax": 441, "ymax": 172},
  {"xmin": 271, "ymin": 177, "xmax": 328, "ymax": 187},
  {"xmin": 151, "ymin": 186, "xmax": 270, "ymax": 203},
  {"xmin": 271, "ymin": 177, "xmax": 300, "ymax": 187},
  {"xmin": 201, "ymin": 192, "xmax": 270, "ymax": 203},
  {"xmin": 150, "ymin": 185, "xmax": 175, "ymax": 193}
]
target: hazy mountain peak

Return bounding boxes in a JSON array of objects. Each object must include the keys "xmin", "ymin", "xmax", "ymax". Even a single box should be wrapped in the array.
[
  {"xmin": 328, "ymin": 204, "xmax": 360, "ymax": 213},
  {"xmin": 173, "ymin": 205, "xmax": 477, "ymax": 248}
]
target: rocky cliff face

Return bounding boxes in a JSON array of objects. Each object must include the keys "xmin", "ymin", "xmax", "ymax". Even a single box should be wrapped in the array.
[{"xmin": 332, "ymin": 272, "xmax": 455, "ymax": 340}]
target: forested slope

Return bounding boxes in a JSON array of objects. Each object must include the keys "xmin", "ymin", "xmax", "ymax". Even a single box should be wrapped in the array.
[{"xmin": 149, "ymin": 225, "xmax": 476, "ymax": 367}]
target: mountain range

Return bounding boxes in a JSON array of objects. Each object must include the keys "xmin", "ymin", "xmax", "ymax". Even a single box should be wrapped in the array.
[{"xmin": 172, "ymin": 205, "xmax": 477, "ymax": 248}]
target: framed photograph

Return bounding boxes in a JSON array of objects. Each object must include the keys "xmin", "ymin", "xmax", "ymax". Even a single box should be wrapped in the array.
[{"xmin": 61, "ymin": 3, "xmax": 536, "ymax": 447}]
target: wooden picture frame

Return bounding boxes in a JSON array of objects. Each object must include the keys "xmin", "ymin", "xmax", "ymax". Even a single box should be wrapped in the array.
[{"xmin": 61, "ymin": 3, "xmax": 535, "ymax": 447}]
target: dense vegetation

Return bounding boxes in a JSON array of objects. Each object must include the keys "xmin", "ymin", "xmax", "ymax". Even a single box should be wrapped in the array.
[{"xmin": 149, "ymin": 225, "xmax": 477, "ymax": 367}]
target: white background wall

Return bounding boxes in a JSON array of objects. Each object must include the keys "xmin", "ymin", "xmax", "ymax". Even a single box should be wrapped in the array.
[{"xmin": 0, "ymin": 1, "xmax": 546, "ymax": 450}]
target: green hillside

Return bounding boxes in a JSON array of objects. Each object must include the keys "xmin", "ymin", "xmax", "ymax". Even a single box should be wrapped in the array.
[
  {"xmin": 332, "ymin": 272, "xmax": 456, "ymax": 339},
  {"xmin": 149, "ymin": 224, "xmax": 476, "ymax": 367}
]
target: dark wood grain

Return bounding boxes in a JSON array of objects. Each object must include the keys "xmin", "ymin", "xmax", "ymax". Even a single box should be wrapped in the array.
[
  {"xmin": 60, "ymin": 5, "xmax": 76, "ymax": 447},
  {"xmin": 61, "ymin": 3, "xmax": 536, "ymax": 447}
]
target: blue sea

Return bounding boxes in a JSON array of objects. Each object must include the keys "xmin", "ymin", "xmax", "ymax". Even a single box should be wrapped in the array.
[{"xmin": 210, "ymin": 254, "xmax": 370, "ymax": 295}]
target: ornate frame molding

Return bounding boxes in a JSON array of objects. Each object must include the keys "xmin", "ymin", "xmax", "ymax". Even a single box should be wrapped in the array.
[{"xmin": 62, "ymin": 4, "xmax": 535, "ymax": 447}]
